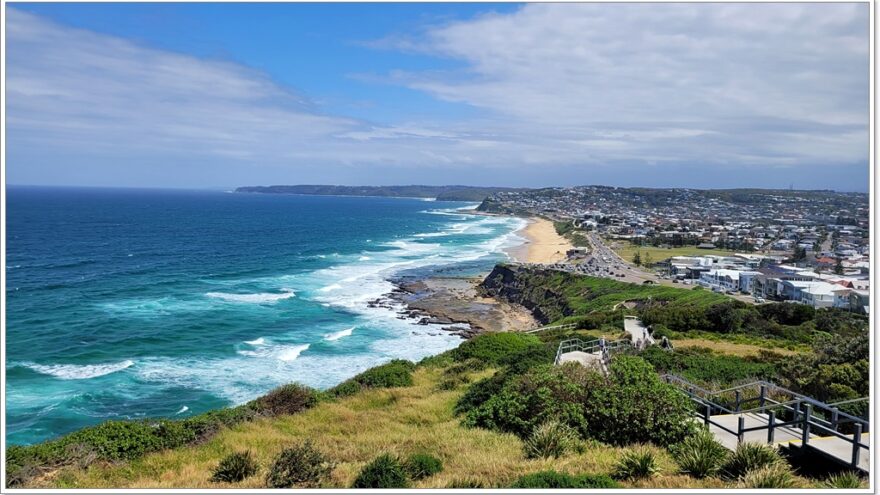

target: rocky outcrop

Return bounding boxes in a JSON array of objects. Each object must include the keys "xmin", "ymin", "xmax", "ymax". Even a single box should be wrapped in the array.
[{"xmin": 478, "ymin": 263, "xmax": 574, "ymax": 324}]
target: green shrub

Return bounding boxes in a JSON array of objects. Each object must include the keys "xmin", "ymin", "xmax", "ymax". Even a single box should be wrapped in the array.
[
  {"xmin": 63, "ymin": 420, "xmax": 170, "ymax": 461},
  {"xmin": 511, "ymin": 471, "xmax": 619, "ymax": 488},
  {"xmin": 464, "ymin": 363, "xmax": 598, "ymax": 438},
  {"xmin": 735, "ymin": 463, "xmax": 796, "ymax": 488},
  {"xmin": 823, "ymin": 471, "xmax": 865, "ymax": 489},
  {"xmin": 452, "ymin": 333, "xmax": 543, "ymax": 365},
  {"xmin": 351, "ymin": 454, "xmax": 409, "ymax": 488},
  {"xmin": 354, "ymin": 360, "xmax": 416, "ymax": 388},
  {"xmin": 253, "ymin": 383, "xmax": 319, "ymax": 417},
  {"xmin": 523, "ymin": 420, "xmax": 578, "ymax": 459},
  {"xmin": 613, "ymin": 448, "xmax": 660, "ymax": 480},
  {"xmin": 265, "ymin": 441, "xmax": 333, "ymax": 488},
  {"xmin": 327, "ymin": 379, "xmax": 362, "ymax": 398},
  {"xmin": 671, "ymin": 428, "xmax": 728, "ymax": 478},
  {"xmin": 453, "ymin": 371, "xmax": 510, "ymax": 416},
  {"xmin": 402, "ymin": 453, "xmax": 443, "ymax": 480},
  {"xmin": 211, "ymin": 451, "xmax": 258, "ymax": 483},
  {"xmin": 465, "ymin": 357, "xmax": 695, "ymax": 447},
  {"xmin": 722, "ymin": 442, "xmax": 783, "ymax": 480}
]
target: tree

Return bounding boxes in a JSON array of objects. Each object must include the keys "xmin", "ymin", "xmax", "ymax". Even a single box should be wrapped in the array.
[
  {"xmin": 834, "ymin": 257, "xmax": 844, "ymax": 275},
  {"xmin": 632, "ymin": 251, "xmax": 642, "ymax": 266},
  {"xmin": 643, "ymin": 252, "xmax": 653, "ymax": 267}
]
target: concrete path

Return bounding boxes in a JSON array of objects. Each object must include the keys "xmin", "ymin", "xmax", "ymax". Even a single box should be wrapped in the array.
[
  {"xmin": 557, "ymin": 350, "xmax": 605, "ymax": 372},
  {"xmin": 623, "ymin": 316, "xmax": 654, "ymax": 346}
]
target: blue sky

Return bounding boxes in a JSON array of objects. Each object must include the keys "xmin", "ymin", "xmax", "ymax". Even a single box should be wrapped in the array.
[{"xmin": 5, "ymin": 3, "xmax": 870, "ymax": 190}]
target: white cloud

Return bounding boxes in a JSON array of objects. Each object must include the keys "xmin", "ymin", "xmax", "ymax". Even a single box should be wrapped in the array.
[
  {"xmin": 4, "ymin": 4, "xmax": 870, "ymax": 188},
  {"xmin": 384, "ymin": 3, "xmax": 869, "ymax": 166}
]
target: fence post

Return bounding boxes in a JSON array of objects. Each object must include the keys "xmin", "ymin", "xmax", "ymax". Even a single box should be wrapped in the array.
[
  {"xmin": 704, "ymin": 403, "xmax": 711, "ymax": 427},
  {"xmin": 767, "ymin": 411, "xmax": 775, "ymax": 443},
  {"xmin": 851, "ymin": 423, "xmax": 862, "ymax": 468},
  {"xmin": 830, "ymin": 407, "xmax": 839, "ymax": 430},
  {"xmin": 737, "ymin": 416, "xmax": 745, "ymax": 444},
  {"xmin": 801, "ymin": 404, "xmax": 812, "ymax": 446},
  {"xmin": 759, "ymin": 385, "xmax": 766, "ymax": 408},
  {"xmin": 735, "ymin": 390, "xmax": 741, "ymax": 412}
]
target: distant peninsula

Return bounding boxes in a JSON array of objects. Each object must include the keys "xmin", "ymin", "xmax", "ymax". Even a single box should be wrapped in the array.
[{"xmin": 234, "ymin": 184, "xmax": 526, "ymax": 202}]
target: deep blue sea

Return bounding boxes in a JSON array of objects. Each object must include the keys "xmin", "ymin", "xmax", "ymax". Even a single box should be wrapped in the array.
[{"xmin": 5, "ymin": 186, "xmax": 526, "ymax": 445}]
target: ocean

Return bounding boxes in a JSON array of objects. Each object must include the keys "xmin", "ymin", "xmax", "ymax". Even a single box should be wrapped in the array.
[{"xmin": 5, "ymin": 186, "xmax": 526, "ymax": 445}]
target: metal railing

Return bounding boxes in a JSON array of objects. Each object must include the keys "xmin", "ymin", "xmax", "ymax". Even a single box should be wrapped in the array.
[
  {"xmin": 662, "ymin": 374, "xmax": 869, "ymax": 470},
  {"xmin": 554, "ymin": 338, "xmax": 632, "ymax": 365}
]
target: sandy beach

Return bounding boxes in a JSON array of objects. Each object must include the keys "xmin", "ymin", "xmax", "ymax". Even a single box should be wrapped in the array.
[{"xmin": 506, "ymin": 217, "xmax": 574, "ymax": 264}]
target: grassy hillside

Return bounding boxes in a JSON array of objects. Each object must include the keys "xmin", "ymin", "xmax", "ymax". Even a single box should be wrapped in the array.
[
  {"xmin": 7, "ymin": 268, "xmax": 867, "ymax": 490},
  {"xmin": 10, "ymin": 331, "xmax": 866, "ymax": 489}
]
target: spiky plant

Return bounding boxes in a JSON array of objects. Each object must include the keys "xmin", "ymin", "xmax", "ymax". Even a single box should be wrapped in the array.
[{"xmin": 671, "ymin": 428, "xmax": 729, "ymax": 479}]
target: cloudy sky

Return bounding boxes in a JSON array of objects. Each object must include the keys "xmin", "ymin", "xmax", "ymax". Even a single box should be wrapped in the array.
[{"xmin": 5, "ymin": 3, "xmax": 870, "ymax": 190}]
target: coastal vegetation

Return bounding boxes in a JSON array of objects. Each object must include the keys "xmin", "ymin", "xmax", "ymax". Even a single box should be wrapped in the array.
[{"xmin": 6, "ymin": 266, "xmax": 868, "ymax": 489}]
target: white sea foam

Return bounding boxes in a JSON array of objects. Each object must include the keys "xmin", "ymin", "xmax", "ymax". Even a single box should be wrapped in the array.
[
  {"xmin": 277, "ymin": 344, "xmax": 310, "ymax": 362},
  {"xmin": 24, "ymin": 360, "xmax": 135, "ymax": 380},
  {"xmin": 358, "ymin": 256, "xmax": 371, "ymax": 261},
  {"xmin": 324, "ymin": 327, "xmax": 355, "ymax": 341},
  {"xmin": 175, "ymin": 405, "xmax": 189, "ymax": 415},
  {"xmin": 318, "ymin": 283, "xmax": 342, "ymax": 293},
  {"xmin": 206, "ymin": 288, "xmax": 295, "ymax": 304},
  {"xmin": 244, "ymin": 337, "xmax": 266, "ymax": 346}
]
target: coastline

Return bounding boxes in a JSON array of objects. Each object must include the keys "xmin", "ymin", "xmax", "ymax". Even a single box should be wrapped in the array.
[{"xmin": 505, "ymin": 216, "xmax": 574, "ymax": 264}]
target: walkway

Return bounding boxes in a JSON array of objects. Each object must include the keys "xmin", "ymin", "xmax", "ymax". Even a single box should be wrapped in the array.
[{"xmin": 663, "ymin": 375, "xmax": 870, "ymax": 473}]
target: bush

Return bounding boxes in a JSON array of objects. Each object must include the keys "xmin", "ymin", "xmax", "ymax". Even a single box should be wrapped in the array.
[
  {"xmin": 211, "ymin": 451, "xmax": 258, "ymax": 483},
  {"xmin": 722, "ymin": 442, "xmax": 783, "ymax": 480},
  {"xmin": 253, "ymin": 383, "xmax": 319, "ymax": 417},
  {"xmin": 453, "ymin": 372, "xmax": 510, "ymax": 416},
  {"xmin": 351, "ymin": 453, "xmax": 410, "ymax": 488},
  {"xmin": 736, "ymin": 463, "xmax": 796, "ymax": 489},
  {"xmin": 402, "ymin": 453, "xmax": 443, "ymax": 480},
  {"xmin": 6, "ymin": 403, "xmax": 261, "ymax": 487},
  {"xmin": 464, "ymin": 363, "xmax": 598, "ymax": 438},
  {"xmin": 523, "ymin": 420, "xmax": 578, "ymax": 459},
  {"xmin": 327, "ymin": 379, "xmax": 362, "ymax": 398},
  {"xmin": 265, "ymin": 441, "xmax": 334, "ymax": 488},
  {"xmin": 671, "ymin": 428, "xmax": 728, "ymax": 478},
  {"xmin": 511, "ymin": 471, "xmax": 619, "ymax": 488},
  {"xmin": 823, "ymin": 471, "xmax": 865, "ymax": 489},
  {"xmin": 451, "ymin": 333, "xmax": 543, "ymax": 365},
  {"xmin": 354, "ymin": 360, "xmax": 416, "ymax": 388},
  {"xmin": 465, "ymin": 357, "xmax": 695, "ymax": 446},
  {"xmin": 613, "ymin": 448, "xmax": 660, "ymax": 480}
]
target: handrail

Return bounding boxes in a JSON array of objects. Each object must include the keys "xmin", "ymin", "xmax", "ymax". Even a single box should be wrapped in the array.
[{"xmin": 661, "ymin": 374, "xmax": 869, "ymax": 428}]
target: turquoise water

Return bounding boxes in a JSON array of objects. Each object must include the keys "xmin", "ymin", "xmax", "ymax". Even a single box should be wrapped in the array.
[{"xmin": 5, "ymin": 186, "xmax": 526, "ymax": 445}]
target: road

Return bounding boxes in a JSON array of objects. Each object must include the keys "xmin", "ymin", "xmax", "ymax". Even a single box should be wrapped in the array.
[{"xmin": 535, "ymin": 233, "xmax": 760, "ymax": 305}]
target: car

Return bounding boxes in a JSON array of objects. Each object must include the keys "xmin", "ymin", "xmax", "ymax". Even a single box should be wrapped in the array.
[
  {"xmin": 617, "ymin": 273, "xmax": 625, "ymax": 278},
  {"xmin": 672, "ymin": 279, "xmax": 679, "ymax": 283}
]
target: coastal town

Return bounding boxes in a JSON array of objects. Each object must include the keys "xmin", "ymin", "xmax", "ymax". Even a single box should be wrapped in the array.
[{"xmin": 479, "ymin": 186, "xmax": 870, "ymax": 314}]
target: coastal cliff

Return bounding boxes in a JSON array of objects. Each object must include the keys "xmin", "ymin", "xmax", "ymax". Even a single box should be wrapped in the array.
[{"xmin": 478, "ymin": 264, "xmax": 574, "ymax": 324}]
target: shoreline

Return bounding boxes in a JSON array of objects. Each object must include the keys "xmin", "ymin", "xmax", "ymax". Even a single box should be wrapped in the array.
[{"xmin": 504, "ymin": 216, "xmax": 574, "ymax": 264}]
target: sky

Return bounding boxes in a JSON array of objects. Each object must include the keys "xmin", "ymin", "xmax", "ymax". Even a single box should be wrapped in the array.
[{"xmin": 5, "ymin": 3, "xmax": 871, "ymax": 191}]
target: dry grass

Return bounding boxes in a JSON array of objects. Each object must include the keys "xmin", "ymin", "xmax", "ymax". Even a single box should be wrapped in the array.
[
  {"xmin": 674, "ymin": 339, "xmax": 801, "ymax": 357},
  {"xmin": 32, "ymin": 365, "xmax": 814, "ymax": 489}
]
